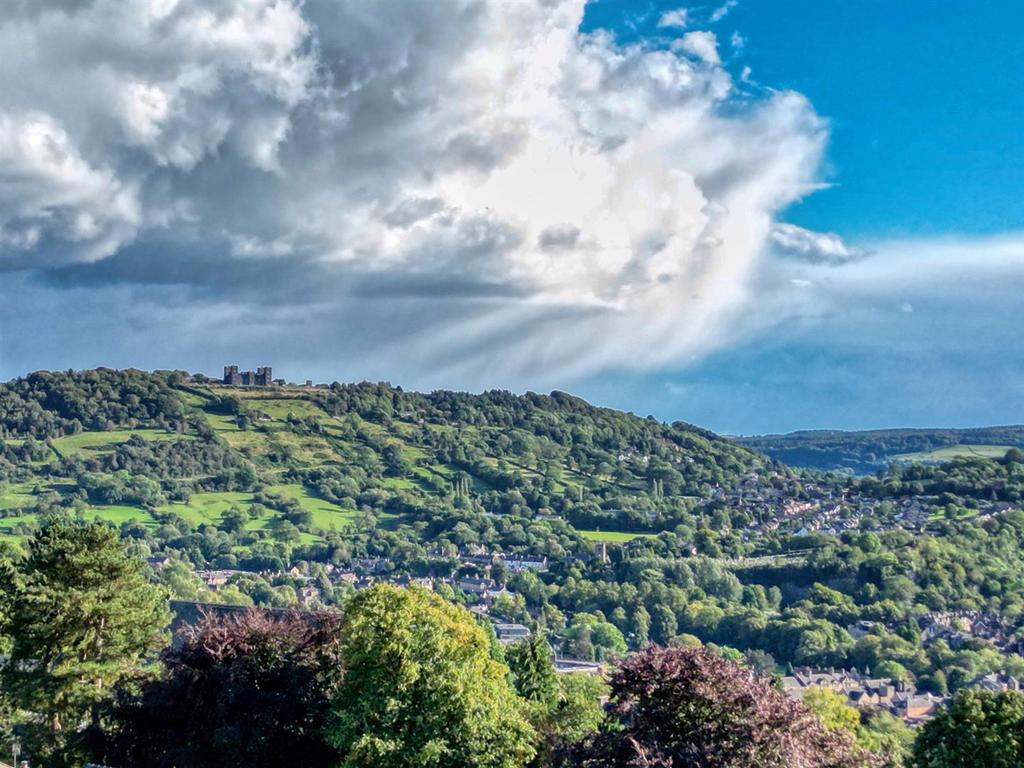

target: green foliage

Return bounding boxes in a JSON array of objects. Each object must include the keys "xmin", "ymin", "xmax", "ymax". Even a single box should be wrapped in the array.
[
  {"xmin": 328, "ymin": 584, "xmax": 536, "ymax": 768},
  {"xmin": 0, "ymin": 369, "xmax": 186, "ymax": 439},
  {"xmin": 803, "ymin": 686, "xmax": 910, "ymax": 765},
  {"xmin": 741, "ymin": 426, "xmax": 1024, "ymax": 473},
  {"xmin": 912, "ymin": 689, "xmax": 1024, "ymax": 768},
  {"xmin": 507, "ymin": 632, "xmax": 559, "ymax": 708},
  {"xmin": 0, "ymin": 517, "xmax": 170, "ymax": 765}
]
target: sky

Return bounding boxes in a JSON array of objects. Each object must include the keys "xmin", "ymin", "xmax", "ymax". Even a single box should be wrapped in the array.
[{"xmin": 0, "ymin": 0, "xmax": 1021, "ymax": 434}]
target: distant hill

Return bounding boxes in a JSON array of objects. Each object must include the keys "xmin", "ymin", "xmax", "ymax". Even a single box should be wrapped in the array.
[
  {"xmin": 0, "ymin": 368, "xmax": 768, "ymax": 552},
  {"xmin": 737, "ymin": 425, "xmax": 1024, "ymax": 473}
]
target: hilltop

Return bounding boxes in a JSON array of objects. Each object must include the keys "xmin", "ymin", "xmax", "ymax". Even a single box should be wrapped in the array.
[
  {"xmin": 0, "ymin": 367, "xmax": 770, "ymax": 554},
  {"xmin": 738, "ymin": 425, "xmax": 1024, "ymax": 474}
]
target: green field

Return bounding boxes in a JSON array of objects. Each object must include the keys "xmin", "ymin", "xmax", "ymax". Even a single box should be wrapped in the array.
[
  {"xmin": 83, "ymin": 506, "xmax": 159, "ymax": 526},
  {"xmin": 893, "ymin": 444, "xmax": 1015, "ymax": 463},
  {"xmin": 51, "ymin": 429, "xmax": 189, "ymax": 456},
  {"xmin": 0, "ymin": 483, "xmax": 354, "ymax": 545},
  {"xmin": 0, "ymin": 481, "xmax": 37, "ymax": 511},
  {"xmin": 159, "ymin": 491, "xmax": 254, "ymax": 526},
  {"xmin": 159, "ymin": 484, "xmax": 364, "ymax": 536},
  {"xmin": 576, "ymin": 529, "xmax": 659, "ymax": 543},
  {"xmin": 264, "ymin": 483, "xmax": 361, "ymax": 531},
  {"xmin": 0, "ymin": 506, "xmax": 158, "ymax": 542},
  {"xmin": 237, "ymin": 396, "xmax": 327, "ymax": 421}
]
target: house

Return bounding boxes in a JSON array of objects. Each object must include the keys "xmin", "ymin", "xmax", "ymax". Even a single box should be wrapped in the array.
[
  {"xmin": 971, "ymin": 671, "xmax": 1022, "ymax": 692},
  {"xmin": 457, "ymin": 577, "xmax": 497, "ymax": 596},
  {"xmin": 493, "ymin": 623, "xmax": 531, "ymax": 643},
  {"xmin": 194, "ymin": 569, "xmax": 243, "ymax": 588},
  {"xmin": 353, "ymin": 557, "xmax": 391, "ymax": 574},
  {"xmin": 781, "ymin": 666, "xmax": 939, "ymax": 722},
  {"xmin": 898, "ymin": 694, "xmax": 944, "ymax": 722},
  {"xmin": 554, "ymin": 658, "xmax": 603, "ymax": 675},
  {"xmin": 502, "ymin": 555, "xmax": 549, "ymax": 572}
]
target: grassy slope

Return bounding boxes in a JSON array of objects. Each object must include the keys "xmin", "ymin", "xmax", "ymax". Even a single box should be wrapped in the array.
[
  {"xmin": 1, "ymin": 376, "xmax": 765, "ymax": 547},
  {"xmin": 893, "ymin": 444, "xmax": 1016, "ymax": 462}
]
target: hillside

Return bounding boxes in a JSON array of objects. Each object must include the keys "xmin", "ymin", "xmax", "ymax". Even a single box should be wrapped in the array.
[
  {"xmin": 738, "ymin": 426, "xmax": 1024, "ymax": 473},
  {"xmin": 0, "ymin": 368, "xmax": 768, "ymax": 555},
  {"xmin": 6, "ymin": 369, "xmax": 1024, "ymax": 711}
]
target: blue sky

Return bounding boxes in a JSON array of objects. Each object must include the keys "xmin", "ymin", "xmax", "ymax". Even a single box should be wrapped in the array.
[
  {"xmin": 568, "ymin": 0, "xmax": 1024, "ymax": 432},
  {"xmin": 0, "ymin": 0, "xmax": 1021, "ymax": 434},
  {"xmin": 584, "ymin": 0, "xmax": 1024, "ymax": 238}
]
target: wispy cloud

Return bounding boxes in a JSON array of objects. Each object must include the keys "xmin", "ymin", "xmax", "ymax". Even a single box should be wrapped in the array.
[
  {"xmin": 657, "ymin": 8, "xmax": 689, "ymax": 29},
  {"xmin": 710, "ymin": 0, "xmax": 739, "ymax": 23},
  {"xmin": 770, "ymin": 223, "xmax": 867, "ymax": 265}
]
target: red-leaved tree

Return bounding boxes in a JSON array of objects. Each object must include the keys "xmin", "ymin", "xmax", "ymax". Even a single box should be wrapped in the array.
[
  {"xmin": 98, "ymin": 607, "xmax": 344, "ymax": 768},
  {"xmin": 570, "ymin": 645, "xmax": 878, "ymax": 768}
]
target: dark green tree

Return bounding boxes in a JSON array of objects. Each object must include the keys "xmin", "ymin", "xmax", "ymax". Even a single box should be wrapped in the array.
[
  {"xmin": 506, "ymin": 632, "xmax": 558, "ymax": 708},
  {"xmin": 912, "ymin": 689, "xmax": 1024, "ymax": 768},
  {"xmin": 0, "ymin": 517, "xmax": 170, "ymax": 765}
]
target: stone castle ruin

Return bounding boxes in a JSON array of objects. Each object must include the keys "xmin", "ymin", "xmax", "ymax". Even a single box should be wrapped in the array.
[{"xmin": 223, "ymin": 365, "xmax": 273, "ymax": 386}]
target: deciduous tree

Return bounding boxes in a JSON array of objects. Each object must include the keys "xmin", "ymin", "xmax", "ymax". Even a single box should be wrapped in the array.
[
  {"xmin": 328, "ymin": 584, "xmax": 535, "ymax": 768},
  {"xmin": 572, "ymin": 645, "xmax": 876, "ymax": 768}
]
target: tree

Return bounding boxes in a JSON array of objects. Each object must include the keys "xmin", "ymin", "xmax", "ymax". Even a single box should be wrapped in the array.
[
  {"xmin": 912, "ymin": 689, "xmax": 1024, "ymax": 768},
  {"xmin": 506, "ymin": 632, "xmax": 558, "ymax": 708},
  {"xmin": 651, "ymin": 604, "xmax": 678, "ymax": 644},
  {"xmin": 803, "ymin": 686, "xmax": 862, "ymax": 737},
  {"xmin": 327, "ymin": 585, "xmax": 535, "ymax": 768},
  {"xmin": 572, "ymin": 645, "xmax": 876, "ymax": 768},
  {"xmin": 102, "ymin": 608, "xmax": 343, "ymax": 768},
  {"xmin": 859, "ymin": 712, "xmax": 912, "ymax": 768},
  {"xmin": 802, "ymin": 686, "xmax": 909, "ymax": 765},
  {"xmin": 532, "ymin": 673, "xmax": 608, "ymax": 768},
  {"xmin": 0, "ymin": 517, "xmax": 170, "ymax": 765},
  {"xmin": 631, "ymin": 605, "xmax": 651, "ymax": 646}
]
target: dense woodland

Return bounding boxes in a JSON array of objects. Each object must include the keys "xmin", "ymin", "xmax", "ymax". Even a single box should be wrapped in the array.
[{"xmin": 2, "ymin": 370, "xmax": 1024, "ymax": 766}]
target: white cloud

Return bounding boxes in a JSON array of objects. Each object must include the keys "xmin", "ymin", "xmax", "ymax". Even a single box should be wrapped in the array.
[
  {"xmin": 730, "ymin": 31, "xmax": 746, "ymax": 50},
  {"xmin": 746, "ymin": 231, "xmax": 1024, "ymax": 348},
  {"xmin": 657, "ymin": 8, "xmax": 689, "ymax": 29},
  {"xmin": 0, "ymin": 111, "xmax": 139, "ymax": 266},
  {"xmin": 710, "ymin": 1, "xmax": 738, "ymax": 23},
  {"xmin": 674, "ymin": 30, "xmax": 722, "ymax": 66},
  {"xmin": 770, "ymin": 222, "xmax": 866, "ymax": 265},
  {"xmin": 0, "ymin": 0, "xmax": 832, "ymax": 381}
]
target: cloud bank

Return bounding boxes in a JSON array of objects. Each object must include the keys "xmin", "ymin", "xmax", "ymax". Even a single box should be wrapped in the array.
[{"xmin": 0, "ymin": 0, "xmax": 836, "ymax": 382}]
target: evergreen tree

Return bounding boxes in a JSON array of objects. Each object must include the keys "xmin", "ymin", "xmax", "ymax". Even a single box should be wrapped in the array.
[
  {"xmin": 506, "ymin": 631, "xmax": 558, "ymax": 708},
  {"xmin": 0, "ymin": 517, "xmax": 170, "ymax": 764}
]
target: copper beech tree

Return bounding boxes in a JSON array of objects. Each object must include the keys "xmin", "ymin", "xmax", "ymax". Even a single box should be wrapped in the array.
[
  {"xmin": 571, "ymin": 645, "xmax": 878, "ymax": 768},
  {"xmin": 101, "ymin": 608, "xmax": 344, "ymax": 768}
]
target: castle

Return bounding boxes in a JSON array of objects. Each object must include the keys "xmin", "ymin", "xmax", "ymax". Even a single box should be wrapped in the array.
[{"xmin": 223, "ymin": 365, "xmax": 273, "ymax": 386}]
